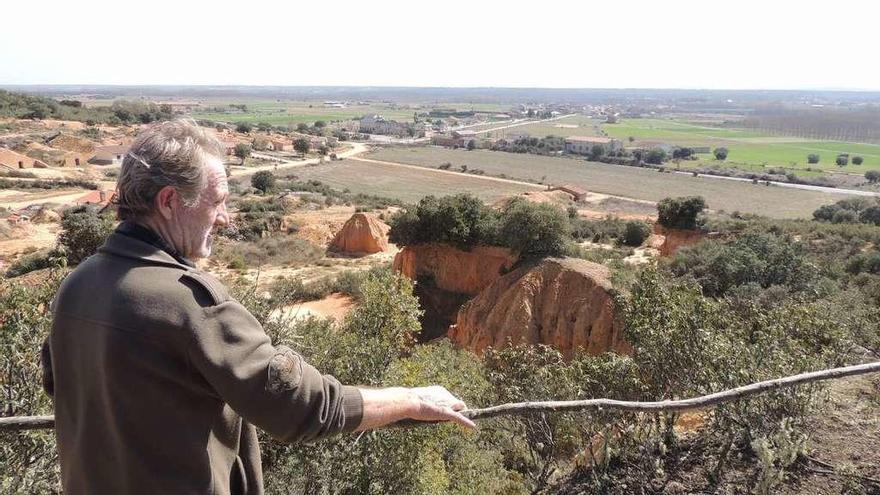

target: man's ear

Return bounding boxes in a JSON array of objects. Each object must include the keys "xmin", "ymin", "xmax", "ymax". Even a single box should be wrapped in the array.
[{"xmin": 154, "ymin": 186, "xmax": 178, "ymax": 220}]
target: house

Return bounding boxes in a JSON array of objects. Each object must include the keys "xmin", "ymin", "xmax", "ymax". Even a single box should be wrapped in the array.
[
  {"xmin": 564, "ymin": 136, "xmax": 622, "ymax": 155},
  {"xmin": 88, "ymin": 145, "xmax": 129, "ymax": 166},
  {"xmin": 75, "ymin": 190, "xmax": 115, "ymax": 207},
  {"xmin": 0, "ymin": 148, "xmax": 48, "ymax": 169},
  {"xmin": 550, "ymin": 184, "xmax": 588, "ymax": 202},
  {"xmin": 6, "ymin": 213, "xmax": 30, "ymax": 225}
]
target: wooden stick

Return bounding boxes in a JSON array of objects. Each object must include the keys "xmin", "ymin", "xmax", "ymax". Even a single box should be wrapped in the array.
[
  {"xmin": 1, "ymin": 362, "xmax": 878, "ymax": 432},
  {"xmin": 0, "ymin": 415, "xmax": 54, "ymax": 432},
  {"xmin": 462, "ymin": 361, "xmax": 880, "ymax": 421}
]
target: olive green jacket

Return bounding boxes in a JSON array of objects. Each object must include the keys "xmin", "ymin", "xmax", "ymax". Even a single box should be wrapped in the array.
[{"xmin": 43, "ymin": 231, "xmax": 363, "ymax": 494}]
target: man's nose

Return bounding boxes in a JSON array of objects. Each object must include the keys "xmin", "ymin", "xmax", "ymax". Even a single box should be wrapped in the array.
[{"xmin": 215, "ymin": 204, "xmax": 230, "ymax": 228}]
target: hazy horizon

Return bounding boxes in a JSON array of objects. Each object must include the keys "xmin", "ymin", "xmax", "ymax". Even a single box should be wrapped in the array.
[{"xmin": 2, "ymin": 0, "xmax": 879, "ymax": 91}]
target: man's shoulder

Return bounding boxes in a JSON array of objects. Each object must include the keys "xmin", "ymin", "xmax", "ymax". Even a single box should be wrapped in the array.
[{"xmin": 178, "ymin": 270, "xmax": 232, "ymax": 307}]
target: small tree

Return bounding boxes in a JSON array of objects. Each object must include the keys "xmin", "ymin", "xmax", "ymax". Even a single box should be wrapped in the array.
[
  {"xmin": 807, "ymin": 154, "xmax": 820, "ymax": 164},
  {"xmin": 466, "ymin": 139, "xmax": 476, "ymax": 151},
  {"xmin": 590, "ymin": 144, "xmax": 606, "ymax": 160},
  {"xmin": 657, "ymin": 196, "xmax": 706, "ymax": 230},
  {"xmin": 234, "ymin": 143, "xmax": 251, "ymax": 165},
  {"xmin": 314, "ymin": 120, "xmax": 326, "ymax": 129},
  {"xmin": 251, "ymin": 171, "xmax": 276, "ymax": 194},
  {"xmin": 235, "ymin": 122, "xmax": 253, "ymax": 133},
  {"xmin": 714, "ymin": 147, "xmax": 729, "ymax": 160},
  {"xmin": 836, "ymin": 155, "xmax": 849, "ymax": 167},
  {"xmin": 852, "ymin": 156, "xmax": 864, "ymax": 165},
  {"xmin": 296, "ymin": 123, "xmax": 309, "ymax": 132},
  {"xmin": 645, "ymin": 149, "xmax": 667, "ymax": 165},
  {"xmin": 293, "ymin": 138, "xmax": 310, "ymax": 155},
  {"xmin": 865, "ymin": 170, "xmax": 880, "ymax": 183},
  {"xmin": 58, "ymin": 206, "xmax": 116, "ymax": 264}
]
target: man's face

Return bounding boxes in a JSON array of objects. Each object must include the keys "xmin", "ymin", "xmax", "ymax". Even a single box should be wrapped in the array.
[{"xmin": 174, "ymin": 158, "xmax": 229, "ymax": 259}]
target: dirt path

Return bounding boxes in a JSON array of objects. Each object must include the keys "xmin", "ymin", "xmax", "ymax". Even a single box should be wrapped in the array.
[
  {"xmin": 230, "ymin": 142, "xmax": 368, "ymax": 178},
  {"xmin": 0, "ymin": 190, "xmax": 91, "ymax": 210}
]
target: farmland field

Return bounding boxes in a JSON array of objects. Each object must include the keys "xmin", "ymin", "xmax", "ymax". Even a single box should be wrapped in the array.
[
  {"xmin": 190, "ymin": 100, "xmax": 415, "ymax": 126},
  {"xmin": 481, "ymin": 114, "xmax": 602, "ymax": 139},
  {"xmin": 367, "ymin": 147, "xmax": 860, "ymax": 218},
  {"xmin": 284, "ymin": 159, "xmax": 533, "ymax": 203},
  {"xmin": 600, "ymin": 118, "xmax": 880, "ymax": 172}
]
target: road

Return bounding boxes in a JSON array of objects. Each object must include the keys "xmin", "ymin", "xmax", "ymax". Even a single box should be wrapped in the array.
[{"xmin": 675, "ymin": 170, "xmax": 880, "ymax": 197}]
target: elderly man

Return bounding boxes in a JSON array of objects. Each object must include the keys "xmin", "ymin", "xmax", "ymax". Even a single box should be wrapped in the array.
[{"xmin": 43, "ymin": 120, "xmax": 473, "ymax": 495}]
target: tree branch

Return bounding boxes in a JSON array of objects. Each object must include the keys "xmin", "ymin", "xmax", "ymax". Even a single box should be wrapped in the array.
[{"xmin": 1, "ymin": 361, "xmax": 878, "ymax": 432}]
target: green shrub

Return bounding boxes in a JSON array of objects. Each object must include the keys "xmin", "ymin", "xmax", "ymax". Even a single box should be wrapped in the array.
[
  {"xmin": 622, "ymin": 220, "xmax": 651, "ymax": 247},
  {"xmin": 657, "ymin": 196, "xmax": 706, "ymax": 230},
  {"xmin": 669, "ymin": 233, "xmax": 816, "ymax": 297},
  {"xmin": 58, "ymin": 205, "xmax": 116, "ymax": 265},
  {"xmin": 807, "ymin": 153, "xmax": 820, "ymax": 164},
  {"xmin": 496, "ymin": 198, "xmax": 569, "ymax": 258},
  {"xmin": 388, "ymin": 194, "xmax": 497, "ymax": 250},
  {"xmin": 0, "ymin": 275, "xmax": 64, "ymax": 493},
  {"xmin": 251, "ymin": 170, "xmax": 276, "ymax": 193}
]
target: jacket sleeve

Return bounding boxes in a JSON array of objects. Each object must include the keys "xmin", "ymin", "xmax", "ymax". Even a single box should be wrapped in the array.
[{"xmin": 186, "ymin": 299, "xmax": 363, "ymax": 443}]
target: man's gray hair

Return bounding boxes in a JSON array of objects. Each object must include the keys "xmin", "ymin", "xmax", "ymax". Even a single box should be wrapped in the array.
[{"xmin": 116, "ymin": 119, "xmax": 225, "ymax": 221}]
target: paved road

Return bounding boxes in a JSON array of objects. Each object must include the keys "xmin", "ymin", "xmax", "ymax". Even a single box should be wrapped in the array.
[{"xmin": 676, "ymin": 170, "xmax": 880, "ymax": 197}]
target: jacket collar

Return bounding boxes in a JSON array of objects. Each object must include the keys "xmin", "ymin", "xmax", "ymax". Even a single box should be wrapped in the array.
[{"xmin": 98, "ymin": 230, "xmax": 195, "ymax": 270}]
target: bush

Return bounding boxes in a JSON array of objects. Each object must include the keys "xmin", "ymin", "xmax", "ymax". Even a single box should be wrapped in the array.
[
  {"xmin": 622, "ymin": 220, "xmax": 651, "ymax": 247},
  {"xmin": 235, "ymin": 122, "xmax": 253, "ymax": 133},
  {"xmin": 836, "ymin": 154, "xmax": 849, "ymax": 167},
  {"xmin": 0, "ymin": 275, "xmax": 64, "ymax": 492},
  {"xmin": 496, "ymin": 198, "xmax": 569, "ymax": 258},
  {"xmin": 388, "ymin": 194, "xmax": 497, "ymax": 250},
  {"xmin": 645, "ymin": 148, "xmax": 667, "ymax": 165},
  {"xmin": 852, "ymin": 156, "xmax": 864, "ymax": 165},
  {"xmin": 251, "ymin": 170, "xmax": 276, "ymax": 193},
  {"xmin": 657, "ymin": 196, "xmax": 706, "ymax": 230},
  {"xmin": 714, "ymin": 147, "xmax": 729, "ymax": 160},
  {"xmin": 807, "ymin": 154, "xmax": 820, "ymax": 164},
  {"xmin": 866, "ymin": 170, "xmax": 880, "ymax": 183},
  {"xmin": 58, "ymin": 205, "xmax": 116, "ymax": 265},
  {"xmin": 669, "ymin": 232, "xmax": 816, "ymax": 297}
]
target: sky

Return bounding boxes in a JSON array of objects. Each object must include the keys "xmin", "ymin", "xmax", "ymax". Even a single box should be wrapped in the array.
[{"xmin": 1, "ymin": 0, "xmax": 878, "ymax": 91}]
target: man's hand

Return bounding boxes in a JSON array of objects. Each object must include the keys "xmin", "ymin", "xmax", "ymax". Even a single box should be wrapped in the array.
[{"xmin": 355, "ymin": 386, "xmax": 476, "ymax": 431}]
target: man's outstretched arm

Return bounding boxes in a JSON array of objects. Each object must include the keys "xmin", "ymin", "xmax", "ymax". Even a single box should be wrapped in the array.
[{"xmin": 355, "ymin": 386, "xmax": 476, "ymax": 431}]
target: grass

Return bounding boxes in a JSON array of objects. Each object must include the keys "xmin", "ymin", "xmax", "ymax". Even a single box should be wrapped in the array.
[
  {"xmin": 601, "ymin": 118, "xmax": 880, "ymax": 172},
  {"xmin": 287, "ymin": 159, "xmax": 533, "ymax": 204},
  {"xmin": 367, "ymin": 147, "xmax": 861, "ymax": 218}
]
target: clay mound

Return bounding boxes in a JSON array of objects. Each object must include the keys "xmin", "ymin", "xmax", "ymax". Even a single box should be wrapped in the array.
[
  {"xmin": 450, "ymin": 257, "xmax": 629, "ymax": 357},
  {"xmin": 328, "ymin": 213, "xmax": 390, "ymax": 254},
  {"xmin": 652, "ymin": 224, "xmax": 706, "ymax": 256},
  {"xmin": 31, "ymin": 208, "xmax": 61, "ymax": 224},
  {"xmin": 393, "ymin": 243, "xmax": 518, "ymax": 296}
]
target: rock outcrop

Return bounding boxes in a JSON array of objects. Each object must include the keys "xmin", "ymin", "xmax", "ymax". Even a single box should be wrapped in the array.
[
  {"xmin": 328, "ymin": 213, "xmax": 390, "ymax": 255},
  {"xmin": 393, "ymin": 243, "xmax": 519, "ymax": 296},
  {"xmin": 450, "ymin": 257, "xmax": 629, "ymax": 357}
]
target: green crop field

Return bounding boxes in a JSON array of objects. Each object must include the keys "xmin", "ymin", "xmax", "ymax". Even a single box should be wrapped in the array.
[
  {"xmin": 368, "ymin": 147, "xmax": 861, "ymax": 218},
  {"xmin": 286, "ymin": 159, "xmax": 533, "ymax": 204},
  {"xmin": 600, "ymin": 118, "xmax": 880, "ymax": 172},
  {"xmin": 190, "ymin": 100, "xmax": 415, "ymax": 126}
]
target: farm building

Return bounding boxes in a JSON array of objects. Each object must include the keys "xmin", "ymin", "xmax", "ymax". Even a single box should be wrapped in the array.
[
  {"xmin": 75, "ymin": 190, "xmax": 115, "ymax": 207},
  {"xmin": 89, "ymin": 145, "xmax": 129, "ymax": 166},
  {"xmin": 359, "ymin": 115, "xmax": 412, "ymax": 136},
  {"xmin": 0, "ymin": 147, "xmax": 48, "ymax": 169},
  {"xmin": 564, "ymin": 136, "xmax": 623, "ymax": 155},
  {"xmin": 550, "ymin": 184, "xmax": 588, "ymax": 202}
]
